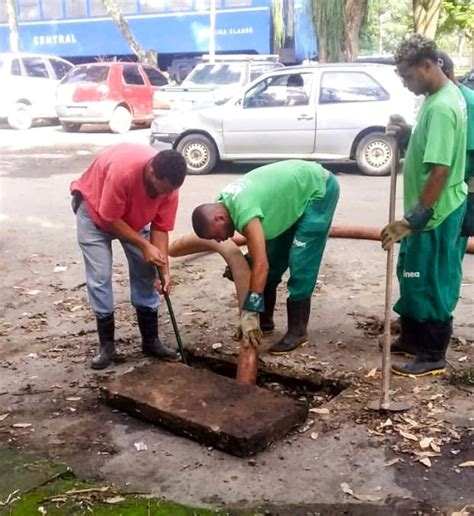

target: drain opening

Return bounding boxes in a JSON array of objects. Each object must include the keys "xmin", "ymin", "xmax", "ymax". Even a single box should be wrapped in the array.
[{"xmin": 185, "ymin": 350, "xmax": 349, "ymax": 405}]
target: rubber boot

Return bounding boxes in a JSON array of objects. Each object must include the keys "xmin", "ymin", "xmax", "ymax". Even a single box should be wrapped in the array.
[
  {"xmin": 260, "ymin": 285, "xmax": 277, "ymax": 333},
  {"xmin": 136, "ymin": 308, "xmax": 179, "ymax": 361},
  {"xmin": 392, "ymin": 319, "xmax": 452, "ymax": 377},
  {"xmin": 379, "ymin": 316, "xmax": 419, "ymax": 356},
  {"xmin": 91, "ymin": 314, "xmax": 115, "ymax": 370},
  {"xmin": 269, "ymin": 298, "xmax": 310, "ymax": 355}
]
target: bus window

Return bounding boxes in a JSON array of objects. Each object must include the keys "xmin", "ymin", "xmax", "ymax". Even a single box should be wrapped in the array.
[
  {"xmin": 23, "ymin": 57, "xmax": 50, "ymax": 79},
  {"xmin": 168, "ymin": 0, "xmax": 193, "ymax": 11},
  {"xmin": 89, "ymin": 0, "xmax": 108, "ymax": 16},
  {"xmin": 139, "ymin": 0, "xmax": 166, "ymax": 12},
  {"xmin": 194, "ymin": 0, "xmax": 222, "ymax": 9},
  {"xmin": 65, "ymin": 0, "xmax": 87, "ymax": 18},
  {"xmin": 43, "ymin": 0, "xmax": 63, "ymax": 19},
  {"xmin": 225, "ymin": 0, "xmax": 251, "ymax": 6},
  {"xmin": 0, "ymin": 3, "xmax": 6, "ymax": 22},
  {"xmin": 115, "ymin": 0, "xmax": 138, "ymax": 13},
  {"xmin": 19, "ymin": 0, "xmax": 41, "ymax": 21}
]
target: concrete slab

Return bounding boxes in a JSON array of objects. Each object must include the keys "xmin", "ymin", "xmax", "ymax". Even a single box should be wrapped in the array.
[{"xmin": 101, "ymin": 362, "xmax": 308, "ymax": 457}]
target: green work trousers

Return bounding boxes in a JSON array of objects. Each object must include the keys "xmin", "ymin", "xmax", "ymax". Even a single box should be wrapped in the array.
[
  {"xmin": 265, "ymin": 173, "xmax": 340, "ymax": 301},
  {"xmin": 394, "ymin": 201, "xmax": 468, "ymax": 323}
]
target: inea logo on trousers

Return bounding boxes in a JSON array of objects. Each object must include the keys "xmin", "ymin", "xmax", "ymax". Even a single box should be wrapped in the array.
[{"xmin": 403, "ymin": 270, "xmax": 420, "ymax": 278}]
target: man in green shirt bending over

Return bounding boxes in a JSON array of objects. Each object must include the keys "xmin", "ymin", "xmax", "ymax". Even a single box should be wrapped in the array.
[
  {"xmin": 192, "ymin": 160, "xmax": 339, "ymax": 354},
  {"xmin": 383, "ymin": 34, "xmax": 468, "ymax": 377}
]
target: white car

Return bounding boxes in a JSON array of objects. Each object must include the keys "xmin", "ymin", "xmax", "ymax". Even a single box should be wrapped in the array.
[
  {"xmin": 0, "ymin": 52, "xmax": 73, "ymax": 129},
  {"xmin": 150, "ymin": 63, "xmax": 419, "ymax": 176}
]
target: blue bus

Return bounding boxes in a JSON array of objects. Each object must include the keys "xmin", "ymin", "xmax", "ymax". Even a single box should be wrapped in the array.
[{"xmin": 0, "ymin": 0, "xmax": 317, "ymax": 66}]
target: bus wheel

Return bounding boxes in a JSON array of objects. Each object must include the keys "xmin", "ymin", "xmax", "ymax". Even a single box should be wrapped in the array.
[
  {"xmin": 8, "ymin": 103, "xmax": 33, "ymax": 130},
  {"xmin": 176, "ymin": 134, "xmax": 218, "ymax": 175},
  {"xmin": 109, "ymin": 106, "xmax": 132, "ymax": 134}
]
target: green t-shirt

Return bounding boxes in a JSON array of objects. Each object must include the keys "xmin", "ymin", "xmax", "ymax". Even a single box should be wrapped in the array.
[
  {"xmin": 403, "ymin": 81, "xmax": 468, "ymax": 230},
  {"xmin": 217, "ymin": 160, "xmax": 327, "ymax": 240},
  {"xmin": 459, "ymin": 83, "xmax": 474, "ymax": 181}
]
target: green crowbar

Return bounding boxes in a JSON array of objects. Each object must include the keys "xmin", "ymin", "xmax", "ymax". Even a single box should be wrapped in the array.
[{"xmin": 156, "ymin": 266, "xmax": 187, "ymax": 364}]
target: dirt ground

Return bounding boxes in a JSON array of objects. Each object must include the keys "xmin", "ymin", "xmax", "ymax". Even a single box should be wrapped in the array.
[{"xmin": 0, "ymin": 128, "xmax": 473, "ymax": 514}]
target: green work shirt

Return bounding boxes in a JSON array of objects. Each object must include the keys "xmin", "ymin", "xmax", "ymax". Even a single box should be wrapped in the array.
[
  {"xmin": 403, "ymin": 81, "xmax": 467, "ymax": 230},
  {"xmin": 217, "ymin": 160, "xmax": 327, "ymax": 240},
  {"xmin": 459, "ymin": 83, "xmax": 474, "ymax": 181}
]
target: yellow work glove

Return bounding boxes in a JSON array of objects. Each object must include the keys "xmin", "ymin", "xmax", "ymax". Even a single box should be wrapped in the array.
[
  {"xmin": 239, "ymin": 310, "xmax": 263, "ymax": 349},
  {"xmin": 381, "ymin": 219, "xmax": 411, "ymax": 250}
]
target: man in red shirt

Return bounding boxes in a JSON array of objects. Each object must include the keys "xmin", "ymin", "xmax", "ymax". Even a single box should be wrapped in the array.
[{"xmin": 71, "ymin": 143, "xmax": 187, "ymax": 369}]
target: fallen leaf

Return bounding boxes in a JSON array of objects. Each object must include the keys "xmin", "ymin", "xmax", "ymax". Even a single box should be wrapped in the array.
[
  {"xmin": 310, "ymin": 432, "xmax": 319, "ymax": 440},
  {"xmin": 65, "ymin": 397, "xmax": 81, "ymax": 402},
  {"xmin": 430, "ymin": 442, "xmax": 441, "ymax": 453},
  {"xmin": 365, "ymin": 368, "xmax": 377, "ymax": 378},
  {"xmin": 459, "ymin": 461, "xmax": 474, "ymax": 468},
  {"xmin": 384, "ymin": 458, "xmax": 402, "ymax": 467},
  {"xmin": 451, "ymin": 506, "xmax": 470, "ymax": 516},
  {"xmin": 0, "ymin": 413, "xmax": 10, "ymax": 421},
  {"xmin": 419, "ymin": 457, "xmax": 432, "ymax": 468},
  {"xmin": 104, "ymin": 496, "xmax": 125, "ymax": 504},
  {"xmin": 12, "ymin": 423, "xmax": 32, "ymax": 428},
  {"xmin": 339, "ymin": 482, "xmax": 382, "ymax": 502},
  {"xmin": 380, "ymin": 418, "xmax": 393, "ymax": 428},
  {"xmin": 457, "ymin": 356, "xmax": 467, "ymax": 362},
  {"xmin": 309, "ymin": 408, "xmax": 330, "ymax": 415},
  {"xmin": 399, "ymin": 430, "xmax": 418, "ymax": 441},
  {"xmin": 419, "ymin": 437, "xmax": 433, "ymax": 449}
]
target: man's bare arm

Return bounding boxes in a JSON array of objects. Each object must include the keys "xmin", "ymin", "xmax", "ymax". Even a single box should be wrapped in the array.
[
  {"xmin": 106, "ymin": 219, "xmax": 165, "ymax": 267},
  {"xmin": 243, "ymin": 218, "xmax": 268, "ymax": 293},
  {"xmin": 420, "ymin": 164, "xmax": 449, "ymax": 207}
]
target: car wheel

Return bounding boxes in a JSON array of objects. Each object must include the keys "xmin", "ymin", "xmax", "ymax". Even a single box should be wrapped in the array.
[
  {"xmin": 109, "ymin": 106, "xmax": 132, "ymax": 134},
  {"xmin": 176, "ymin": 134, "xmax": 218, "ymax": 175},
  {"xmin": 7, "ymin": 103, "xmax": 33, "ymax": 130},
  {"xmin": 61, "ymin": 122, "xmax": 82, "ymax": 132},
  {"xmin": 356, "ymin": 132, "xmax": 394, "ymax": 176}
]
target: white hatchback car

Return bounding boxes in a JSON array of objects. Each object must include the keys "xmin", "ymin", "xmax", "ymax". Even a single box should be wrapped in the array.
[
  {"xmin": 0, "ymin": 52, "xmax": 73, "ymax": 129},
  {"xmin": 150, "ymin": 63, "xmax": 419, "ymax": 176}
]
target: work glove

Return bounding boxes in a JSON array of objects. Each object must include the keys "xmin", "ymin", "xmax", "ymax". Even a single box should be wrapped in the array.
[
  {"xmin": 239, "ymin": 310, "xmax": 263, "ymax": 349},
  {"xmin": 386, "ymin": 114, "xmax": 411, "ymax": 151},
  {"xmin": 381, "ymin": 219, "xmax": 411, "ymax": 250}
]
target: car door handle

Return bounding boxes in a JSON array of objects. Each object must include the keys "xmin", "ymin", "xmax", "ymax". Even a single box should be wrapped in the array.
[{"xmin": 297, "ymin": 115, "xmax": 314, "ymax": 121}]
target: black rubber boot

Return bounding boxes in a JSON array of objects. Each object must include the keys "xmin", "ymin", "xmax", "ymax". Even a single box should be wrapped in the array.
[
  {"xmin": 270, "ymin": 298, "xmax": 311, "ymax": 355},
  {"xmin": 260, "ymin": 285, "xmax": 277, "ymax": 333},
  {"xmin": 379, "ymin": 316, "xmax": 419, "ymax": 356},
  {"xmin": 136, "ymin": 308, "xmax": 179, "ymax": 361},
  {"xmin": 392, "ymin": 319, "xmax": 452, "ymax": 377},
  {"xmin": 91, "ymin": 314, "xmax": 115, "ymax": 370}
]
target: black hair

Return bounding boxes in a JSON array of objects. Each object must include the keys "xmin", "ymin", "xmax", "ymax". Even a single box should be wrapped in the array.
[
  {"xmin": 436, "ymin": 50, "xmax": 454, "ymax": 75},
  {"xmin": 287, "ymin": 74, "xmax": 304, "ymax": 87},
  {"xmin": 191, "ymin": 203, "xmax": 214, "ymax": 238},
  {"xmin": 394, "ymin": 34, "xmax": 438, "ymax": 67},
  {"xmin": 151, "ymin": 150, "xmax": 187, "ymax": 187}
]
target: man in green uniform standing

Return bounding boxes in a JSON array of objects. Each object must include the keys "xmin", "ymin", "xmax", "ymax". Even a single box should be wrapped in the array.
[
  {"xmin": 437, "ymin": 49, "xmax": 474, "ymax": 237},
  {"xmin": 383, "ymin": 34, "xmax": 468, "ymax": 377},
  {"xmin": 191, "ymin": 160, "xmax": 339, "ymax": 354}
]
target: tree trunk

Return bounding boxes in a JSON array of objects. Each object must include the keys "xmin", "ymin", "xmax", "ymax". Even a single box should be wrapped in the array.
[
  {"xmin": 6, "ymin": 0, "xmax": 20, "ymax": 52},
  {"xmin": 412, "ymin": 0, "xmax": 442, "ymax": 39},
  {"xmin": 342, "ymin": 0, "xmax": 368, "ymax": 61},
  {"xmin": 101, "ymin": 0, "xmax": 157, "ymax": 66}
]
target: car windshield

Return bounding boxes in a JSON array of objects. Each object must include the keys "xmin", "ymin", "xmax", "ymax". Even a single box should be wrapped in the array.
[
  {"xmin": 62, "ymin": 65, "xmax": 110, "ymax": 84},
  {"xmin": 184, "ymin": 63, "xmax": 243, "ymax": 86}
]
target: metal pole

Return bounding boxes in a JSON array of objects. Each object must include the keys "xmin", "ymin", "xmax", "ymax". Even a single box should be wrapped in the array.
[{"xmin": 209, "ymin": 0, "xmax": 216, "ymax": 63}]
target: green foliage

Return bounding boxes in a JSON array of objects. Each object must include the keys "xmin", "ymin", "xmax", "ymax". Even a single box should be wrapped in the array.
[
  {"xmin": 271, "ymin": 0, "xmax": 286, "ymax": 52},
  {"xmin": 310, "ymin": 0, "xmax": 345, "ymax": 62},
  {"xmin": 438, "ymin": 0, "xmax": 474, "ymax": 37}
]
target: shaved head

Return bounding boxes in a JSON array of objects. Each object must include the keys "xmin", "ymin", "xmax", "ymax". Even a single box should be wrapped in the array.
[{"xmin": 192, "ymin": 203, "xmax": 235, "ymax": 241}]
